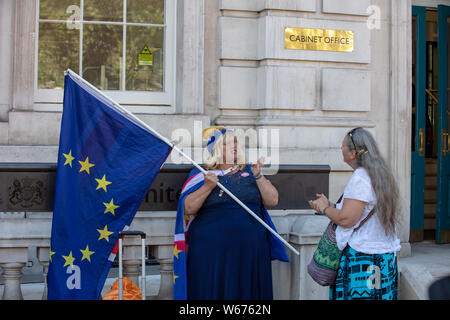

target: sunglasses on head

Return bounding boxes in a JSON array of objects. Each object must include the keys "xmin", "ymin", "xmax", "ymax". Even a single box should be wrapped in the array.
[{"xmin": 348, "ymin": 128, "xmax": 361, "ymax": 151}]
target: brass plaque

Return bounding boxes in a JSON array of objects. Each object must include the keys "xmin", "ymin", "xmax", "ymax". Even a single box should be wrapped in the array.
[{"xmin": 285, "ymin": 27, "xmax": 354, "ymax": 52}]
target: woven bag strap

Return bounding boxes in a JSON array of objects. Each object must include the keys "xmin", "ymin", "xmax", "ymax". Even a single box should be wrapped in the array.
[
  {"xmin": 354, "ymin": 207, "xmax": 376, "ymax": 232},
  {"xmin": 335, "ymin": 194, "xmax": 376, "ymax": 231}
]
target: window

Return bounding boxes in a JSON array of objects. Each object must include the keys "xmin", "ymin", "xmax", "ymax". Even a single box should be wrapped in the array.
[{"xmin": 35, "ymin": 0, "xmax": 176, "ymax": 111}]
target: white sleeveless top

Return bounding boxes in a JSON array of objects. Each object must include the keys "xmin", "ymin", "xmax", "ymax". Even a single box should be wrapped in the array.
[{"xmin": 335, "ymin": 167, "xmax": 401, "ymax": 254}]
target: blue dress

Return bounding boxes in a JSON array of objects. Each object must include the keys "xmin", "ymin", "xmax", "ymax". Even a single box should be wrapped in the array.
[{"xmin": 186, "ymin": 166, "xmax": 273, "ymax": 299}]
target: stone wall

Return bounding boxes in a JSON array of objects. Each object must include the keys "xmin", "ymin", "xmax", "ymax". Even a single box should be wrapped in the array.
[
  {"xmin": 0, "ymin": 0, "xmax": 416, "ymax": 300},
  {"xmin": 212, "ymin": 0, "xmax": 412, "ymax": 254}
]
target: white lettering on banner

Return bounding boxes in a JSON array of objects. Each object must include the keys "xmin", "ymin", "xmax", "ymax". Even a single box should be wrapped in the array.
[{"xmin": 66, "ymin": 265, "xmax": 82, "ymax": 290}]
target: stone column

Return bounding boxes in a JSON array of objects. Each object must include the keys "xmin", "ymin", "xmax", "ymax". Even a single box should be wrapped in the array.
[
  {"xmin": 0, "ymin": 247, "xmax": 28, "ymax": 300},
  {"xmin": 175, "ymin": 0, "xmax": 205, "ymax": 114},
  {"xmin": 0, "ymin": 0, "xmax": 15, "ymax": 122},
  {"xmin": 13, "ymin": 0, "xmax": 35, "ymax": 111},
  {"xmin": 289, "ymin": 215, "xmax": 329, "ymax": 300},
  {"xmin": 123, "ymin": 259, "xmax": 141, "ymax": 287},
  {"xmin": 37, "ymin": 247, "xmax": 50, "ymax": 300},
  {"xmin": 121, "ymin": 242, "xmax": 143, "ymax": 288},
  {"xmin": 0, "ymin": 263, "xmax": 26, "ymax": 300},
  {"xmin": 269, "ymin": 213, "xmax": 291, "ymax": 299},
  {"xmin": 389, "ymin": 0, "xmax": 412, "ymax": 257},
  {"xmin": 152, "ymin": 245, "xmax": 173, "ymax": 300}
]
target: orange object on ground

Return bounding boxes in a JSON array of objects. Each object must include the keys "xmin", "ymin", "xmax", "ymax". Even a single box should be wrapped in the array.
[{"xmin": 102, "ymin": 277, "xmax": 142, "ymax": 300}]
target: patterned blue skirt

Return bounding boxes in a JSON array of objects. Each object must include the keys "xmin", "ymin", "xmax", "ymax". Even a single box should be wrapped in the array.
[{"xmin": 330, "ymin": 246, "xmax": 398, "ymax": 300}]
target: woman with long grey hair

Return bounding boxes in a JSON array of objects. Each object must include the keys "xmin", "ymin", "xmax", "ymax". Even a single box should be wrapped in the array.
[{"xmin": 309, "ymin": 127, "xmax": 401, "ymax": 300}]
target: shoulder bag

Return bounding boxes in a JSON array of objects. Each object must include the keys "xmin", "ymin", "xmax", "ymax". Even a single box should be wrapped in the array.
[{"xmin": 307, "ymin": 205, "xmax": 376, "ymax": 286}]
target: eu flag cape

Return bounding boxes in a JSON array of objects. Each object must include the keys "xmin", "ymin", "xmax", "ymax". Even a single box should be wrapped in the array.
[
  {"xmin": 47, "ymin": 73, "xmax": 172, "ymax": 299},
  {"xmin": 173, "ymin": 166, "xmax": 289, "ymax": 300}
]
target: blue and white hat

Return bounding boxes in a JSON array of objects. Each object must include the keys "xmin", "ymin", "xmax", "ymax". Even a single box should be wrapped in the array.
[{"xmin": 202, "ymin": 126, "xmax": 231, "ymax": 153}]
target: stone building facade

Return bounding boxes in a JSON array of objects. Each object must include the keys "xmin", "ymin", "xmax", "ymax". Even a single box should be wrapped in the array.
[{"xmin": 0, "ymin": 0, "xmax": 449, "ymax": 299}]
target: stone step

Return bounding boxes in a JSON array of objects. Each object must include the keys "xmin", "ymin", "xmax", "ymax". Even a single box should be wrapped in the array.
[
  {"xmin": 424, "ymin": 203, "xmax": 436, "ymax": 218},
  {"xmin": 425, "ymin": 159, "xmax": 437, "ymax": 175},
  {"xmin": 424, "ymin": 189, "xmax": 437, "ymax": 203},
  {"xmin": 425, "ymin": 175, "xmax": 437, "ymax": 189},
  {"xmin": 424, "ymin": 218, "xmax": 436, "ymax": 230},
  {"xmin": 398, "ymin": 243, "xmax": 450, "ymax": 300}
]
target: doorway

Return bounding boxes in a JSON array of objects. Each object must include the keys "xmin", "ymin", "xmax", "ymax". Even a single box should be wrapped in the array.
[{"xmin": 411, "ymin": 5, "xmax": 450, "ymax": 244}]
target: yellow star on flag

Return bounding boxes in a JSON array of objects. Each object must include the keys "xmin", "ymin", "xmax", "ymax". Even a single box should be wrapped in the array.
[
  {"xmin": 80, "ymin": 245, "xmax": 95, "ymax": 263},
  {"xmin": 97, "ymin": 225, "xmax": 114, "ymax": 242},
  {"xmin": 173, "ymin": 273, "xmax": 179, "ymax": 284},
  {"xmin": 49, "ymin": 248, "xmax": 55, "ymax": 263},
  {"xmin": 103, "ymin": 198, "xmax": 120, "ymax": 216},
  {"xmin": 62, "ymin": 251, "xmax": 75, "ymax": 267},
  {"xmin": 79, "ymin": 156, "xmax": 95, "ymax": 174},
  {"xmin": 95, "ymin": 174, "xmax": 112, "ymax": 192},
  {"xmin": 174, "ymin": 243, "xmax": 182, "ymax": 259},
  {"xmin": 63, "ymin": 150, "xmax": 75, "ymax": 167}
]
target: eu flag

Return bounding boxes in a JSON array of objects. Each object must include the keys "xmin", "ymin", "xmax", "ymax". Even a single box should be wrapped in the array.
[{"xmin": 47, "ymin": 72, "xmax": 172, "ymax": 299}]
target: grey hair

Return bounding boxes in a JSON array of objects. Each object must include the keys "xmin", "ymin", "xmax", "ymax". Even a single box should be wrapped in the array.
[{"xmin": 345, "ymin": 127, "xmax": 400, "ymax": 236}]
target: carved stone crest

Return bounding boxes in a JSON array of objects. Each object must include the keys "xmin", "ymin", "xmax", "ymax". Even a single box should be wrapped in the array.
[{"xmin": 8, "ymin": 177, "xmax": 45, "ymax": 209}]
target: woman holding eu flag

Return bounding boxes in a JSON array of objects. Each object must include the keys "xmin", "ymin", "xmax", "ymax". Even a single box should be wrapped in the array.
[{"xmin": 173, "ymin": 127, "xmax": 288, "ymax": 300}]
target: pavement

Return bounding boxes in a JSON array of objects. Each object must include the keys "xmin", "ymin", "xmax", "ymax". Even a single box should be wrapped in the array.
[{"xmin": 398, "ymin": 241, "xmax": 450, "ymax": 299}]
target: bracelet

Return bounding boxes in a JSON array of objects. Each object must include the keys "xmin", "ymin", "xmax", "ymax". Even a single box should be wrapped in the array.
[
  {"xmin": 322, "ymin": 206, "xmax": 330, "ymax": 215},
  {"xmin": 255, "ymin": 174, "xmax": 264, "ymax": 180}
]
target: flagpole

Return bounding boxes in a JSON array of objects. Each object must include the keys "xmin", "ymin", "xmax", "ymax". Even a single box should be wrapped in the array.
[
  {"xmin": 173, "ymin": 147, "xmax": 299, "ymax": 256},
  {"xmin": 64, "ymin": 69, "xmax": 299, "ymax": 256}
]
